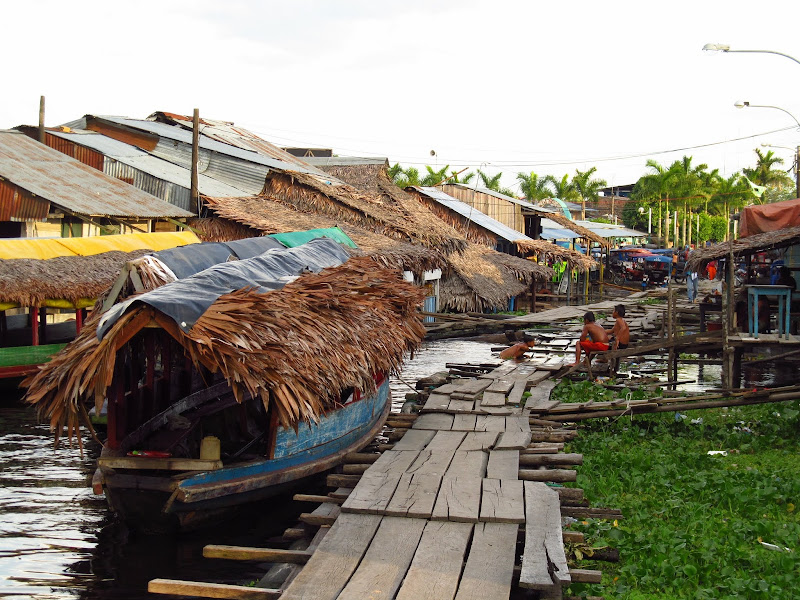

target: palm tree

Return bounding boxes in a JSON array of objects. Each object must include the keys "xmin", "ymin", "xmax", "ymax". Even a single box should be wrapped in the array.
[
  {"xmin": 709, "ymin": 173, "xmax": 751, "ymax": 240},
  {"xmin": 390, "ymin": 166, "xmax": 421, "ymax": 188},
  {"xmin": 742, "ymin": 149, "xmax": 794, "ymax": 203},
  {"xmin": 572, "ymin": 167, "xmax": 608, "ymax": 220},
  {"xmin": 420, "ymin": 165, "xmax": 450, "ymax": 187},
  {"xmin": 516, "ymin": 171, "xmax": 552, "ymax": 201},
  {"xmin": 446, "ymin": 169, "xmax": 475, "ymax": 185},
  {"xmin": 666, "ymin": 157, "xmax": 708, "ymax": 245},
  {"xmin": 544, "ymin": 174, "xmax": 579, "ymax": 203},
  {"xmin": 477, "ymin": 169, "xmax": 503, "ymax": 191},
  {"xmin": 635, "ymin": 160, "xmax": 673, "ymax": 244}
]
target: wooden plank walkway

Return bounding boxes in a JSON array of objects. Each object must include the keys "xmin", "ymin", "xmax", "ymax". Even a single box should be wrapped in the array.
[{"xmin": 274, "ymin": 363, "xmax": 597, "ymax": 599}]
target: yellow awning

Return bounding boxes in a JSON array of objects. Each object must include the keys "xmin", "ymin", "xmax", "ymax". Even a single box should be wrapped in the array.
[{"xmin": 0, "ymin": 231, "xmax": 200, "ymax": 260}]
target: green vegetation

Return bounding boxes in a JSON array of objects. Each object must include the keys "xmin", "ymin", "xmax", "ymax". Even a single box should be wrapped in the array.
[{"xmin": 563, "ymin": 398, "xmax": 800, "ymax": 599}]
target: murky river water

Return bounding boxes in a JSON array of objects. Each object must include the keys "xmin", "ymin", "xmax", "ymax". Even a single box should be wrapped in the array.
[{"xmin": 0, "ymin": 336, "xmax": 793, "ymax": 599}]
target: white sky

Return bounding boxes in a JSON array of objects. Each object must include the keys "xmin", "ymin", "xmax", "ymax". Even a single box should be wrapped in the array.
[{"xmin": 3, "ymin": 0, "xmax": 800, "ymax": 193}]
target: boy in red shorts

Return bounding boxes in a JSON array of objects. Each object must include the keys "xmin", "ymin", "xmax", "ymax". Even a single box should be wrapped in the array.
[{"xmin": 569, "ymin": 311, "xmax": 610, "ymax": 366}]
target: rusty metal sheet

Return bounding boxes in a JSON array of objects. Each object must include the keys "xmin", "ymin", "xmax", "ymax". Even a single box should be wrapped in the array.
[
  {"xmin": 0, "ymin": 180, "xmax": 50, "ymax": 220},
  {"xmin": 0, "ymin": 132, "xmax": 193, "ymax": 219}
]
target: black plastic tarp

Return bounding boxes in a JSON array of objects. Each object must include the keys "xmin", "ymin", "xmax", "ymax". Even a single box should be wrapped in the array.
[
  {"xmin": 153, "ymin": 237, "xmax": 285, "ymax": 280},
  {"xmin": 97, "ymin": 238, "xmax": 351, "ymax": 339}
]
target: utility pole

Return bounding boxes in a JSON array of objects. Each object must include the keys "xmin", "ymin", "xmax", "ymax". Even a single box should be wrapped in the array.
[
  {"xmin": 191, "ymin": 109, "xmax": 200, "ymax": 215},
  {"xmin": 38, "ymin": 96, "xmax": 45, "ymax": 143}
]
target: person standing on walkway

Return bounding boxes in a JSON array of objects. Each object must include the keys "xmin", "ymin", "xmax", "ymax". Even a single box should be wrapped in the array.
[{"xmin": 686, "ymin": 267, "xmax": 699, "ymax": 303}]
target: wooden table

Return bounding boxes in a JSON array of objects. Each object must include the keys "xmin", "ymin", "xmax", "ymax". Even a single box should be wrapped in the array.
[{"xmin": 747, "ymin": 285, "xmax": 792, "ymax": 340}]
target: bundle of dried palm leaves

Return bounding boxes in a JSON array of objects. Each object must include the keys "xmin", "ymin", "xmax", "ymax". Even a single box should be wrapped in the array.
[{"xmin": 24, "ymin": 256, "xmax": 426, "ymax": 446}]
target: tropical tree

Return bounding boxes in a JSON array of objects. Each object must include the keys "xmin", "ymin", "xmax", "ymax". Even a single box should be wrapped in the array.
[
  {"xmin": 516, "ymin": 171, "xmax": 552, "ymax": 201},
  {"xmin": 477, "ymin": 169, "xmax": 516, "ymax": 198},
  {"xmin": 742, "ymin": 149, "xmax": 794, "ymax": 204},
  {"xmin": 572, "ymin": 167, "xmax": 608, "ymax": 220},
  {"xmin": 545, "ymin": 174, "xmax": 579, "ymax": 203},
  {"xmin": 420, "ymin": 165, "xmax": 450, "ymax": 187},
  {"xmin": 633, "ymin": 159, "xmax": 675, "ymax": 245},
  {"xmin": 389, "ymin": 165, "xmax": 422, "ymax": 188},
  {"xmin": 445, "ymin": 169, "xmax": 475, "ymax": 185}
]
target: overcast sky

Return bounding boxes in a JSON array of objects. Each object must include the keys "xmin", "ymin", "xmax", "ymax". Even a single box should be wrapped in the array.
[{"xmin": 4, "ymin": 0, "xmax": 800, "ymax": 193}]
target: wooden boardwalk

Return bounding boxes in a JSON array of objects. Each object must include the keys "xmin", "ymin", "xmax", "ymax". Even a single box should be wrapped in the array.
[
  {"xmin": 273, "ymin": 359, "xmax": 600, "ymax": 600},
  {"xmin": 148, "ymin": 359, "xmax": 619, "ymax": 600}
]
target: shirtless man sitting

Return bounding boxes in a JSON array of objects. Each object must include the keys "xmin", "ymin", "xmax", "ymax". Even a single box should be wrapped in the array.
[
  {"xmin": 569, "ymin": 311, "xmax": 610, "ymax": 366},
  {"xmin": 607, "ymin": 304, "xmax": 630, "ymax": 350}
]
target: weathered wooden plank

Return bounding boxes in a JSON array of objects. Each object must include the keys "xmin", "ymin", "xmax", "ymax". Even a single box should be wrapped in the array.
[
  {"xmin": 506, "ymin": 379, "xmax": 527, "ymax": 406},
  {"xmin": 395, "ymin": 521, "xmax": 473, "ymax": 600},
  {"xmin": 454, "ymin": 522, "xmax": 518, "ymax": 600},
  {"xmin": 431, "ymin": 476, "xmax": 482, "ymax": 522},
  {"xmin": 98, "ymin": 457, "xmax": 222, "ymax": 471},
  {"xmin": 446, "ymin": 450, "xmax": 488, "ymax": 478},
  {"xmin": 148, "ymin": 579, "xmax": 280, "ymax": 599},
  {"xmin": 479, "ymin": 362, "xmax": 519, "ymax": 379},
  {"xmin": 480, "ymin": 478, "xmax": 525, "ymax": 523},
  {"xmin": 384, "ymin": 472, "xmax": 442, "ymax": 518},
  {"xmin": 480, "ymin": 390, "xmax": 507, "ymax": 407},
  {"xmin": 412, "ymin": 413, "xmax": 455, "ymax": 431},
  {"xmin": 505, "ymin": 414, "xmax": 531, "ymax": 433},
  {"xmin": 337, "ymin": 517, "xmax": 427, "ymax": 600},
  {"xmin": 453, "ymin": 377, "xmax": 493, "ymax": 394},
  {"xmin": 485, "ymin": 378, "xmax": 515, "ymax": 394},
  {"xmin": 342, "ymin": 451, "xmax": 421, "ymax": 514},
  {"xmin": 474, "ymin": 415, "xmax": 507, "ymax": 432},
  {"xmin": 526, "ymin": 370, "xmax": 552, "ymax": 386},
  {"xmin": 299, "ymin": 502, "xmax": 340, "ymax": 526},
  {"xmin": 486, "ymin": 449, "xmax": 519, "ymax": 480},
  {"xmin": 391, "ymin": 429, "xmax": 435, "ymax": 451},
  {"xmin": 447, "ymin": 399, "xmax": 475, "ymax": 412},
  {"xmin": 519, "ymin": 482, "xmax": 571, "ymax": 590},
  {"xmin": 519, "ymin": 453, "xmax": 584, "ymax": 467},
  {"xmin": 422, "ymin": 393, "xmax": 451, "ymax": 412},
  {"xmin": 430, "ymin": 382, "xmax": 460, "ymax": 395},
  {"xmin": 525, "ymin": 380, "xmax": 558, "ymax": 411},
  {"xmin": 475, "ymin": 398, "xmax": 513, "ymax": 415},
  {"xmin": 568, "ymin": 568, "xmax": 603, "ymax": 583},
  {"xmin": 458, "ymin": 431, "xmax": 500, "ymax": 451},
  {"xmin": 281, "ymin": 513, "xmax": 382, "ymax": 600},
  {"xmin": 450, "ymin": 414, "xmax": 477, "ymax": 431},
  {"xmin": 406, "ymin": 431, "xmax": 466, "ymax": 477},
  {"xmin": 494, "ymin": 431, "xmax": 532, "ymax": 450},
  {"xmin": 202, "ymin": 546, "xmax": 311, "ymax": 563}
]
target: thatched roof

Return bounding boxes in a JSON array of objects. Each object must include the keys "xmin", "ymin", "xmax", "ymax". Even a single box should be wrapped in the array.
[
  {"xmin": 24, "ymin": 256, "xmax": 427, "ymax": 444},
  {"xmin": 439, "ymin": 244, "xmax": 550, "ymax": 313},
  {"xmin": 543, "ymin": 212, "xmax": 610, "ymax": 247},
  {"xmin": 686, "ymin": 225, "xmax": 800, "ymax": 271},
  {"xmin": 514, "ymin": 239, "xmax": 597, "ymax": 272},
  {"xmin": 202, "ymin": 195, "xmax": 449, "ymax": 276},
  {"xmin": 263, "ymin": 171, "xmax": 466, "ymax": 254},
  {"xmin": 0, "ymin": 249, "xmax": 151, "ymax": 307}
]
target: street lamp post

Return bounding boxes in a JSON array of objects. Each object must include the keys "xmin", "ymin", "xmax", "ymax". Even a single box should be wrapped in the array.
[
  {"xmin": 735, "ymin": 101, "xmax": 800, "ymax": 200},
  {"xmin": 703, "ymin": 43, "xmax": 800, "ymax": 67}
]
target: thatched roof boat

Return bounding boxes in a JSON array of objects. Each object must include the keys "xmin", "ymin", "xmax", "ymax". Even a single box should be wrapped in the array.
[
  {"xmin": 686, "ymin": 225, "xmax": 800, "ymax": 272},
  {"xmin": 24, "ymin": 240, "xmax": 426, "ymax": 531}
]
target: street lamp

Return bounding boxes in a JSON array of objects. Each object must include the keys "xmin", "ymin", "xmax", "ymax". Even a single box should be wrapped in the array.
[
  {"xmin": 703, "ymin": 43, "xmax": 800, "ymax": 67},
  {"xmin": 735, "ymin": 101, "xmax": 800, "ymax": 199}
]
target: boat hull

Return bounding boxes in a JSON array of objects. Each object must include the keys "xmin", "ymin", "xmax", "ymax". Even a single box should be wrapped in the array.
[{"xmin": 100, "ymin": 378, "xmax": 391, "ymax": 532}]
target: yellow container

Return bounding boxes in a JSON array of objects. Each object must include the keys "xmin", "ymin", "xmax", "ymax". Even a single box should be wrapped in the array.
[{"xmin": 200, "ymin": 436, "xmax": 220, "ymax": 461}]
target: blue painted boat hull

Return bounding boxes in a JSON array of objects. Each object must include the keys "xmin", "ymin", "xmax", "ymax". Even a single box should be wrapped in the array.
[{"xmin": 102, "ymin": 379, "xmax": 390, "ymax": 532}]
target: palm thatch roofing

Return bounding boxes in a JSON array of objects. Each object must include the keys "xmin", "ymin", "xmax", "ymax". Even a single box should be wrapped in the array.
[
  {"xmin": 0, "ymin": 249, "xmax": 151, "ymax": 307},
  {"xmin": 24, "ymin": 256, "xmax": 427, "ymax": 444},
  {"xmin": 202, "ymin": 195, "xmax": 449, "ymax": 276},
  {"xmin": 514, "ymin": 239, "xmax": 597, "ymax": 272},
  {"xmin": 685, "ymin": 225, "xmax": 800, "ymax": 271}
]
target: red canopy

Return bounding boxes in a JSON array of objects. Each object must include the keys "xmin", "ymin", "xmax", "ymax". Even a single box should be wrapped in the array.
[{"xmin": 740, "ymin": 197, "xmax": 800, "ymax": 237}]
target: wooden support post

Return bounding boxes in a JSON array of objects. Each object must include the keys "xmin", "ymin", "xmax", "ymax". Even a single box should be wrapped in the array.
[
  {"xmin": 191, "ymin": 108, "xmax": 200, "ymax": 215},
  {"xmin": 30, "ymin": 306, "xmax": 39, "ymax": 346},
  {"xmin": 38, "ymin": 96, "xmax": 45, "ymax": 143},
  {"xmin": 722, "ymin": 243, "xmax": 736, "ymax": 388}
]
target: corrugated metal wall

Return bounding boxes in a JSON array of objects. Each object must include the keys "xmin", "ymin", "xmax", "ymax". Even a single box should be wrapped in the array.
[
  {"xmin": 103, "ymin": 159, "xmax": 193, "ymax": 212},
  {"xmin": 151, "ymin": 140, "xmax": 268, "ymax": 195},
  {"xmin": 45, "ymin": 134, "xmax": 104, "ymax": 171},
  {"xmin": 0, "ymin": 181, "xmax": 50, "ymax": 221}
]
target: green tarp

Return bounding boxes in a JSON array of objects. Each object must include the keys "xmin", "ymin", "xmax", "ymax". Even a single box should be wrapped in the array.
[{"xmin": 270, "ymin": 227, "xmax": 357, "ymax": 249}]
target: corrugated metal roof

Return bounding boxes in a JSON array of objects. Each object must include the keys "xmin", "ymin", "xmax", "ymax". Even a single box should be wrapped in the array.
[
  {"xmin": 573, "ymin": 220, "xmax": 646, "ymax": 238},
  {"xmin": 303, "ymin": 156, "xmax": 389, "ymax": 167},
  {"xmin": 94, "ymin": 116, "xmax": 318, "ymax": 175},
  {"xmin": 541, "ymin": 219, "xmax": 581, "ymax": 240},
  {"xmin": 48, "ymin": 130, "xmax": 251, "ymax": 198},
  {"xmin": 415, "ymin": 186, "xmax": 532, "ymax": 244},
  {"xmin": 0, "ymin": 132, "xmax": 193, "ymax": 219}
]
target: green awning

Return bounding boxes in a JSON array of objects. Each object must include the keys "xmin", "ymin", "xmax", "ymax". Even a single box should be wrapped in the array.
[{"xmin": 270, "ymin": 227, "xmax": 358, "ymax": 249}]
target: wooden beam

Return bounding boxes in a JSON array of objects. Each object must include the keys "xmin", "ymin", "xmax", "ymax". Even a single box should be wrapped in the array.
[
  {"xmin": 203, "ymin": 545, "xmax": 312, "ymax": 563},
  {"xmin": 148, "ymin": 579, "xmax": 280, "ymax": 599}
]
